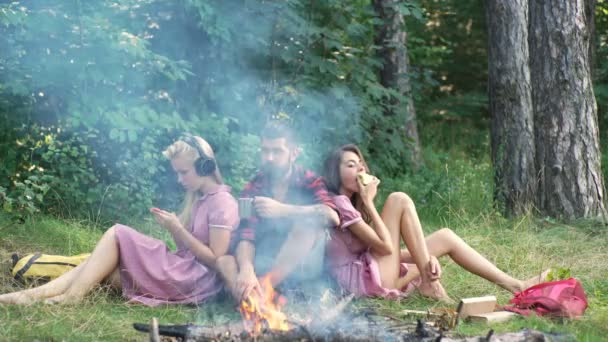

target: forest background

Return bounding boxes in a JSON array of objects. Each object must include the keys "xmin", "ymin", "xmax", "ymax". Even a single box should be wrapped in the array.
[{"xmin": 1, "ymin": 1, "xmax": 608, "ymax": 340}]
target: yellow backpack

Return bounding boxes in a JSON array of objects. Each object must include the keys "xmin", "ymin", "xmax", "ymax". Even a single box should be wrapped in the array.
[{"xmin": 11, "ymin": 253, "xmax": 90, "ymax": 281}]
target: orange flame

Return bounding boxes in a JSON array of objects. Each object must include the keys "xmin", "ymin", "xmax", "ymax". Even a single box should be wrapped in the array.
[{"xmin": 239, "ymin": 276, "xmax": 290, "ymax": 334}]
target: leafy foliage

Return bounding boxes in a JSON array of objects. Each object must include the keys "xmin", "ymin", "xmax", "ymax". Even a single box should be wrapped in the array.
[
  {"xmin": 0, "ymin": 0, "xmax": 606, "ymax": 223},
  {"xmin": 0, "ymin": 0, "xmax": 428, "ymax": 222}
]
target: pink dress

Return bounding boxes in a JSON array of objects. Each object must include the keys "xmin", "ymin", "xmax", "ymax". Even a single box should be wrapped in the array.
[
  {"xmin": 327, "ymin": 195, "xmax": 420, "ymax": 299},
  {"xmin": 113, "ymin": 185, "xmax": 238, "ymax": 306}
]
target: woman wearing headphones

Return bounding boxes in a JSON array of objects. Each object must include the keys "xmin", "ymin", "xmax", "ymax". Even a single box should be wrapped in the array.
[{"xmin": 0, "ymin": 135, "xmax": 239, "ymax": 306}]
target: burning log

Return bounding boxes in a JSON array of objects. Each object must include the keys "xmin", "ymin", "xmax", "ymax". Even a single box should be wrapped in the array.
[
  {"xmin": 133, "ymin": 316, "xmax": 444, "ymax": 341},
  {"xmin": 134, "ymin": 286, "xmax": 447, "ymax": 341},
  {"xmin": 133, "ymin": 322, "xmax": 575, "ymax": 342},
  {"xmin": 133, "ymin": 322, "xmax": 248, "ymax": 340},
  {"xmin": 134, "ymin": 322, "xmax": 420, "ymax": 341},
  {"xmin": 133, "ymin": 275, "xmax": 572, "ymax": 341}
]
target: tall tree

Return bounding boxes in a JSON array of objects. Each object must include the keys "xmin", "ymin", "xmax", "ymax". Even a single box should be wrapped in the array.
[
  {"xmin": 529, "ymin": 0, "xmax": 607, "ymax": 219},
  {"xmin": 486, "ymin": 0, "xmax": 536, "ymax": 217},
  {"xmin": 372, "ymin": 0, "xmax": 423, "ymax": 170},
  {"xmin": 585, "ymin": 0, "xmax": 597, "ymax": 77}
]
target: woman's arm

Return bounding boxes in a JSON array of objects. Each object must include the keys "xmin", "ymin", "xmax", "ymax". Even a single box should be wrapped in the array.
[
  {"xmin": 348, "ymin": 177, "xmax": 393, "ymax": 256},
  {"xmin": 170, "ymin": 225, "xmax": 231, "ymax": 269},
  {"xmin": 348, "ymin": 208, "xmax": 393, "ymax": 256},
  {"xmin": 151, "ymin": 208, "xmax": 233, "ymax": 269}
]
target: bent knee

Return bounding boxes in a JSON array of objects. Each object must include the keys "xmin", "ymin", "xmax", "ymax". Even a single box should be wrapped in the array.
[
  {"xmin": 386, "ymin": 192, "xmax": 416, "ymax": 210},
  {"xmin": 437, "ymin": 227, "xmax": 456, "ymax": 239},
  {"xmin": 106, "ymin": 225, "xmax": 119, "ymax": 238}
]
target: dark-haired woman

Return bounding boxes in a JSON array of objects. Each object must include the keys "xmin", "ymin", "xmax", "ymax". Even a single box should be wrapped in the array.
[
  {"xmin": 0, "ymin": 136, "xmax": 238, "ymax": 306},
  {"xmin": 323, "ymin": 144, "xmax": 548, "ymax": 301}
]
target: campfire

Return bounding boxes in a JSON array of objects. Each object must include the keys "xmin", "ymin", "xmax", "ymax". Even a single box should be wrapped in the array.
[
  {"xmin": 238, "ymin": 276, "xmax": 289, "ymax": 334},
  {"xmin": 133, "ymin": 291, "xmax": 454, "ymax": 341},
  {"xmin": 133, "ymin": 289, "xmax": 574, "ymax": 341},
  {"xmin": 134, "ymin": 314, "xmax": 570, "ymax": 342}
]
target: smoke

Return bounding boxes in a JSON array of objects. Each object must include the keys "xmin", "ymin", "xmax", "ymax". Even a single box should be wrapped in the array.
[
  {"xmin": 1, "ymin": 0, "xmax": 366, "ymax": 164},
  {"xmin": 1, "ymin": 0, "xmax": 365, "ymax": 295}
]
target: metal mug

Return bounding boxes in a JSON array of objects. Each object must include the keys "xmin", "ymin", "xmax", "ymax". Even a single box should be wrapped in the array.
[{"xmin": 238, "ymin": 197, "xmax": 253, "ymax": 219}]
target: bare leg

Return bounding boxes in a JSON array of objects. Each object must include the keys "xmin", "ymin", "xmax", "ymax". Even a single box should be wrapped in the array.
[
  {"xmin": 0, "ymin": 261, "xmax": 89, "ymax": 304},
  {"xmin": 216, "ymin": 255, "xmax": 240, "ymax": 300},
  {"xmin": 376, "ymin": 192, "xmax": 450, "ymax": 301},
  {"xmin": 422, "ymin": 228, "xmax": 549, "ymax": 293},
  {"xmin": 370, "ymin": 197, "xmax": 403, "ymax": 288},
  {"xmin": 104, "ymin": 268, "xmax": 122, "ymax": 289},
  {"xmin": 45, "ymin": 226, "xmax": 121, "ymax": 304},
  {"xmin": 395, "ymin": 265, "xmax": 420, "ymax": 290}
]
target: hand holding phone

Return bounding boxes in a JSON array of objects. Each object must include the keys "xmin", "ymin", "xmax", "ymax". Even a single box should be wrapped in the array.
[{"xmin": 150, "ymin": 207, "xmax": 180, "ymax": 233}]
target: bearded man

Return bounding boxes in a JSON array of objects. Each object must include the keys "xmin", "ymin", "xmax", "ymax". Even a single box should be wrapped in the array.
[{"xmin": 216, "ymin": 121, "xmax": 338, "ymax": 301}]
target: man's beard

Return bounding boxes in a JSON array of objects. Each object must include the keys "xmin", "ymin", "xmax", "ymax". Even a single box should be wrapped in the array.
[{"xmin": 262, "ymin": 163, "xmax": 290, "ymax": 181}]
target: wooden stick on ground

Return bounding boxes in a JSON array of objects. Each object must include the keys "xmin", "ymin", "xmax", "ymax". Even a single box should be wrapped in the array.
[{"xmin": 150, "ymin": 317, "xmax": 159, "ymax": 342}]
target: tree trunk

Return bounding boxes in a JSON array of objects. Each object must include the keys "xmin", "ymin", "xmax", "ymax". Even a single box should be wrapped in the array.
[
  {"xmin": 585, "ymin": 0, "xmax": 596, "ymax": 78},
  {"xmin": 373, "ymin": 0, "xmax": 423, "ymax": 171},
  {"xmin": 486, "ymin": 0, "xmax": 536, "ymax": 217},
  {"xmin": 529, "ymin": 0, "xmax": 607, "ymax": 220}
]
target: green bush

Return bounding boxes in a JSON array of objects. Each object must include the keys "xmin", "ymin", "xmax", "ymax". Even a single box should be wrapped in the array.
[
  {"xmin": 0, "ymin": 123, "xmax": 102, "ymax": 220},
  {"xmin": 0, "ymin": 110, "xmax": 267, "ymax": 225}
]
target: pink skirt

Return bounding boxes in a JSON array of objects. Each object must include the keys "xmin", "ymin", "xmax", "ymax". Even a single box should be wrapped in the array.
[
  {"xmin": 331, "ymin": 252, "xmax": 421, "ymax": 299},
  {"xmin": 114, "ymin": 225, "xmax": 223, "ymax": 306}
]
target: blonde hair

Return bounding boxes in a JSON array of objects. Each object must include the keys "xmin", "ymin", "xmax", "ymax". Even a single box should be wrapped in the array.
[{"xmin": 162, "ymin": 136, "xmax": 223, "ymax": 228}]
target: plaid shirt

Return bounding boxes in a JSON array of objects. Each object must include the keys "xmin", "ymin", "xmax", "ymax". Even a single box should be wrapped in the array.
[{"xmin": 239, "ymin": 165, "xmax": 336, "ymax": 241}]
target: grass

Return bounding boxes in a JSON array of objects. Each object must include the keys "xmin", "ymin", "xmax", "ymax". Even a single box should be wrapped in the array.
[
  {"xmin": 370, "ymin": 218, "xmax": 608, "ymax": 341},
  {"xmin": 0, "ymin": 214, "xmax": 240, "ymax": 341},
  {"xmin": 1, "ymin": 153, "xmax": 608, "ymax": 341}
]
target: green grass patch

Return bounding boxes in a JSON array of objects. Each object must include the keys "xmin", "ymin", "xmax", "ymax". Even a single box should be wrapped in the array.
[{"xmin": 1, "ymin": 153, "xmax": 608, "ymax": 340}]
